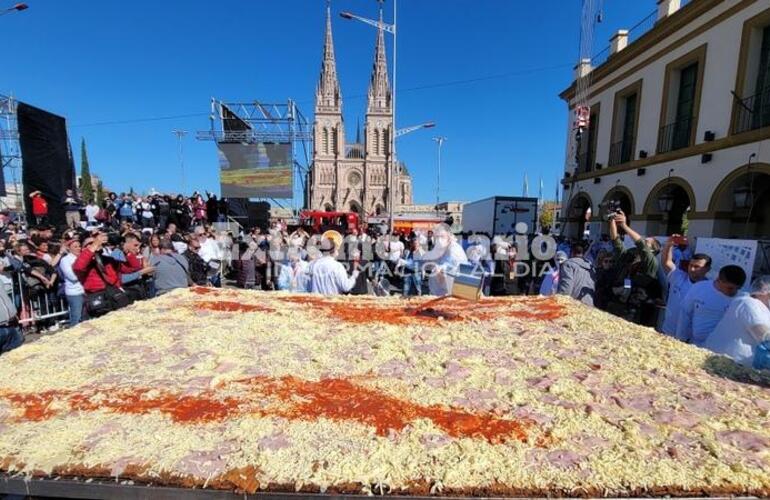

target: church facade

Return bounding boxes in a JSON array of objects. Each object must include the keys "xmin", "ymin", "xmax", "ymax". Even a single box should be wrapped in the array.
[{"xmin": 307, "ymin": 4, "xmax": 413, "ymax": 216}]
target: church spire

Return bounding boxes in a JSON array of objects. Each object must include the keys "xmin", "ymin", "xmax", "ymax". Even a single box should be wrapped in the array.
[
  {"xmin": 367, "ymin": 1, "xmax": 391, "ymax": 114},
  {"xmin": 316, "ymin": 0, "xmax": 341, "ymax": 112}
]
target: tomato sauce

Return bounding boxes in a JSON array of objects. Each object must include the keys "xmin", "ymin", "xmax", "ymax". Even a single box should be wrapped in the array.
[
  {"xmin": 279, "ymin": 295, "xmax": 566, "ymax": 325},
  {"xmin": 1, "ymin": 377, "xmax": 532, "ymax": 444},
  {"xmin": 194, "ymin": 301, "xmax": 274, "ymax": 313}
]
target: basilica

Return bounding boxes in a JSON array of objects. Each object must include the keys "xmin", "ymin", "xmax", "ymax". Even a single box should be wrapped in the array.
[{"xmin": 307, "ymin": 3, "xmax": 413, "ymax": 215}]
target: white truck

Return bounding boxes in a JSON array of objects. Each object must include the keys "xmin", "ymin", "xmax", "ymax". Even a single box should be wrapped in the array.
[{"xmin": 461, "ymin": 196, "xmax": 539, "ymax": 236}]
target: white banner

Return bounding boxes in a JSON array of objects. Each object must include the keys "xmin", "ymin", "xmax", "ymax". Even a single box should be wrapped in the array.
[{"xmin": 694, "ymin": 238, "xmax": 758, "ymax": 291}]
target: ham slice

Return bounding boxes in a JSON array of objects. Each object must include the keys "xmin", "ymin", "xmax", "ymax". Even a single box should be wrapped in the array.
[
  {"xmin": 652, "ymin": 410, "xmax": 700, "ymax": 428},
  {"xmin": 420, "ymin": 433, "xmax": 452, "ymax": 450},
  {"xmin": 526, "ymin": 375, "xmax": 556, "ymax": 391},
  {"xmin": 259, "ymin": 432, "xmax": 292, "ymax": 451},
  {"xmin": 528, "ymin": 449, "xmax": 584, "ymax": 470},
  {"xmin": 715, "ymin": 430, "xmax": 769, "ymax": 452},
  {"xmin": 176, "ymin": 450, "xmax": 228, "ymax": 478},
  {"xmin": 444, "ymin": 361, "xmax": 471, "ymax": 381},
  {"xmin": 377, "ymin": 359, "xmax": 410, "ymax": 378}
]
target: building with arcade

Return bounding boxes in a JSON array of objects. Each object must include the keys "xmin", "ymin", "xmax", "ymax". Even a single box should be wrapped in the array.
[{"xmin": 559, "ymin": 0, "xmax": 770, "ymax": 240}]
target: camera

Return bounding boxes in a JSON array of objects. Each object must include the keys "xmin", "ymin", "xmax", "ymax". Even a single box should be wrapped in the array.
[{"xmin": 601, "ymin": 200, "xmax": 623, "ymax": 221}]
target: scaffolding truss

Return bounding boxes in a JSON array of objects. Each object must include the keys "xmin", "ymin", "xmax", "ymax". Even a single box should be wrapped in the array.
[
  {"xmin": 196, "ymin": 99, "xmax": 313, "ymax": 210},
  {"xmin": 0, "ymin": 94, "xmax": 24, "ymax": 215}
]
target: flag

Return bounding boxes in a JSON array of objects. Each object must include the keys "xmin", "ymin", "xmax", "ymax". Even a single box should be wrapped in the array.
[
  {"xmin": 538, "ymin": 176, "xmax": 543, "ymax": 202},
  {"xmin": 523, "ymin": 173, "xmax": 529, "ymax": 197},
  {"xmin": 555, "ymin": 182, "xmax": 560, "ymax": 202}
]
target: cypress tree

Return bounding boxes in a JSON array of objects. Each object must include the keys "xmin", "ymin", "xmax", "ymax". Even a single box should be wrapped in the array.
[
  {"xmin": 80, "ymin": 138, "xmax": 94, "ymax": 203},
  {"xmin": 96, "ymin": 180, "xmax": 105, "ymax": 205}
]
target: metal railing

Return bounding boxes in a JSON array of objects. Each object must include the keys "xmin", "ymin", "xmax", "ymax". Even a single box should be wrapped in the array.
[
  {"xmin": 733, "ymin": 88, "xmax": 770, "ymax": 135},
  {"xmin": 657, "ymin": 115, "xmax": 694, "ymax": 154},
  {"xmin": 3, "ymin": 272, "xmax": 70, "ymax": 328},
  {"xmin": 608, "ymin": 138, "xmax": 634, "ymax": 166}
]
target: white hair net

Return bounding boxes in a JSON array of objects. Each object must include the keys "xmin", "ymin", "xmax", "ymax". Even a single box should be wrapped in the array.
[{"xmin": 750, "ymin": 275, "xmax": 770, "ymax": 296}]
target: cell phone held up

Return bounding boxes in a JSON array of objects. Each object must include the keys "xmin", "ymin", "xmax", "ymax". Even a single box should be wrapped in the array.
[{"xmin": 671, "ymin": 235, "xmax": 689, "ymax": 247}]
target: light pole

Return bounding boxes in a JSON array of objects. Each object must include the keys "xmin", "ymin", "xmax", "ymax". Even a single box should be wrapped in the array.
[
  {"xmin": 341, "ymin": 0, "xmax": 397, "ymax": 231},
  {"xmin": 172, "ymin": 129, "xmax": 188, "ymax": 194},
  {"xmin": 0, "ymin": 3, "xmax": 27, "ymax": 16},
  {"xmin": 432, "ymin": 136, "xmax": 446, "ymax": 212}
]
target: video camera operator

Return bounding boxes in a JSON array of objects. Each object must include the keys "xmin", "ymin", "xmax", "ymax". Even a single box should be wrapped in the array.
[
  {"xmin": 608, "ymin": 209, "xmax": 662, "ymax": 326},
  {"xmin": 73, "ymin": 231, "xmax": 133, "ymax": 317}
]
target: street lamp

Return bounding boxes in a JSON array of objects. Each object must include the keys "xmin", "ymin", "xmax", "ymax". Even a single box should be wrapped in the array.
[
  {"xmin": 432, "ymin": 136, "xmax": 446, "ymax": 211},
  {"xmin": 657, "ymin": 169, "xmax": 675, "ymax": 212},
  {"xmin": 734, "ymin": 153, "xmax": 757, "ymax": 210},
  {"xmin": 0, "ymin": 3, "xmax": 28, "ymax": 16},
  {"xmin": 395, "ymin": 121, "xmax": 434, "ymax": 138},
  {"xmin": 341, "ymin": 0, "xmax": 397, "ymax": 231}
]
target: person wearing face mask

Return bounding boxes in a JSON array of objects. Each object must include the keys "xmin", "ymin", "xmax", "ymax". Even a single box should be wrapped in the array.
[
  {"xmin": 277, "ymin": 250, "xmax": 309, "ymax": 293},
  {"xmin": 424, "ymin": 223, "xmax": 468, "ymax": 297},
  {"xmin": 659, "ymin": 235, "xmax": 711, "ymax": 336},
  {"xmin": 703, "ymin": 276, "xmax": 770, "ymax": 367},
  {"xmin": 676, "ymin": 265, "xmax": 747, "ymax": 347},
  {"xmin": 539, "ymin": 251, "xmax": 568, "ymax": 296}
]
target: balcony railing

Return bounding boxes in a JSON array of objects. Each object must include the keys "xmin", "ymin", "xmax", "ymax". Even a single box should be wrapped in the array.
[
  {"xmin": 733, "ymin": 88, "xmax": 770, "ymax": 135},
  {"xmin": 608, "ymin": 138, "xmax": 634, "ymax": 166},
  {"xmin": 657, "ymin": 115, "xmax": 694, "ymax": 154}
]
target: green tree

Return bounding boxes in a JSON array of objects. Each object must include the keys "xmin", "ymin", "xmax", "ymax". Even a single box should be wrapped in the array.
[
  {"xmin": 80, "ymin": 138, "xmax": 94, "ymax": 203},
  {"xmin": 96, "ymin": 180, "xmax": 105, "ymax": 205},
  {"xmin": 539, "ymin": 202, "xmax": 557, "ymax": 231}
]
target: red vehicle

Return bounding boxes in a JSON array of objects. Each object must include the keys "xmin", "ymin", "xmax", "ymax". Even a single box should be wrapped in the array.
[{"xmin": 299, "ymin": 210, "xmax": 361, "ymax": 235}]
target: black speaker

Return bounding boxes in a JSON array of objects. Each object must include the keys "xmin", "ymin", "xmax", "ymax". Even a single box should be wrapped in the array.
[
  {"xmin": 701, "ymin": 153, "xmax": 713, "ymax": 163},
  {"xmin": 639, "ymin": 150, "xmax": 648, "ymax": 159},
  {"xmin": 593, "ymin": 177, "xmax": 601, "ymax": 184},
  {"xmin": 637, "ymin": 168, "xmax": 646, "ymax": 176},
  {"xmin": 704, "ymin": 131, "xmax": 715, "ymax": 142},
  {"xmin": 247, "ymin": 201, "xmax": 271, "ymax": 230}
]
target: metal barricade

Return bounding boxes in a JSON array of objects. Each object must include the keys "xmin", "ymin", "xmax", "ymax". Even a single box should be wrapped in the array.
[{"xmin": 4, "ymin": 271, "xmax": 70, "ymax": 329}]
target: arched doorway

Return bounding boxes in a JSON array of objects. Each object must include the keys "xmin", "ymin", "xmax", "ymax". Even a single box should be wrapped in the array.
[
  {"xmin": 374, "ymin": 204, "xmax": 385, "ymax": 216},
  {"xmin": 349, "ymin": 201, "xmax": 363, "ymax": 215},
  {"xmin": 565, "ymin": 193, "xmax": 592, "ymax": 239},
  {"xmin": 644, "ymin": 177, "xmax": 695, "ymax": 236},
  {"xmin": 709, "ymin": 163, "xmax": 770, "ymax": 239}
]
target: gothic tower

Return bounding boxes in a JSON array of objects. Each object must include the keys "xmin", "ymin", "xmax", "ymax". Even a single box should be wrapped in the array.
[
  {"xmin": 309, "ymin": 1, "xmax": 411, "ymax": 215},
  {"xmin": 311, "ymin": 2, "xmax": 345, "ymax": 211}
]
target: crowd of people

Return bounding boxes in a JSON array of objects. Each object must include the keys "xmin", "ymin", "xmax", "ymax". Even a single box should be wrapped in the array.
[
  {"xmin": 548, "ymin": 210, "xmax": 769, "ymax": 370},
  {"xmin": 0, "ymin": 189, "xmax": 768, "ymax": 371},
  {"xmin": 0, "ymin": 189, "xmax": 233, "ymax": 356}
]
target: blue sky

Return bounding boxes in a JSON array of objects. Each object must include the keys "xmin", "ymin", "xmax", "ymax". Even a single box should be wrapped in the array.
[{"xmin": 4, "ymin": 0, "xmax": 655, "ymax": 206}]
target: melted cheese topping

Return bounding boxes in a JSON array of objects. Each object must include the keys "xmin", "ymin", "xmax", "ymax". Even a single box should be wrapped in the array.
[{"xmin": 0, "ymin": 288, "xmax": 768, "ymax": 495}]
